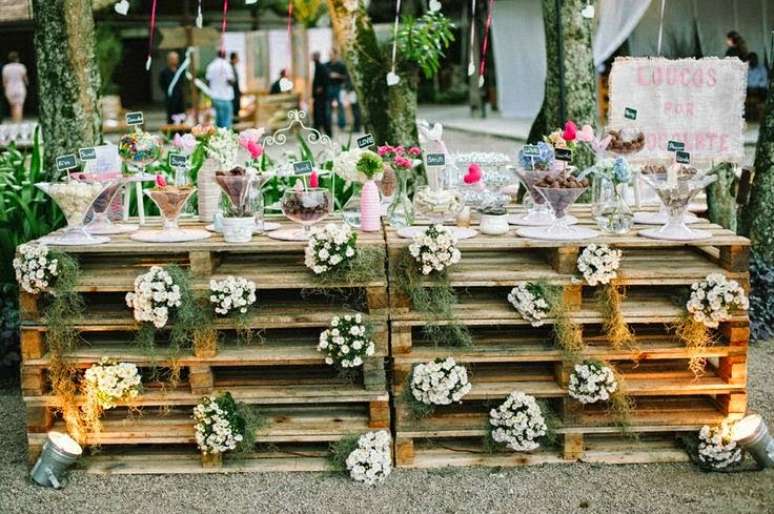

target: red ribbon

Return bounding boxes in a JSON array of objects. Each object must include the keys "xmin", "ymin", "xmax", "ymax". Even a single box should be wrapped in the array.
[
  {"xmin": 287, "ymin": 1, "xmax": 293, "ymax": 79},
  {"xmin": 147, "ymin": 0, "xmax": 159, "ymax": 66},
  {"xmin": 220, "ymin": 0, "xmax": 229, "ymax": 52},
  {"xmin": 479, "ymin": 0, "xmax": 495, "ymax": 79}
]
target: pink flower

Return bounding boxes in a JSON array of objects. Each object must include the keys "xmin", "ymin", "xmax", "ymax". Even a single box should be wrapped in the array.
[
  {"xmin": 377, "ymin": 145, "xmax": 393, "ymax": 157},
  {"xmin": 155, "ymin": 174, "xmax": 167, "ymax": 188},
  {"xmin": 577, "ymin": 124, "xmax": 595, "ymax": 143},
  {"xmin": 239, "ymin": 128, "xmax": 264, "ymax": 147},
  {"xmin": 464, "ymin": 163, "xmax": 482, "ymax": 184},
  {"xmin": 246, "ymin": 141, "xmax": 263, "ymax": 159},
  {"xmin": 309, "ymin": 170, "xmax": 319, "ymax": 188},
  {"xmin": 394, "ymin": 145, "xmax": 405, "ymax": 156},
  {"xmin": 408, "ymin": 146, "xmax": 421, "ymax": 157},
  {"xmin": 394, "ymin": 156, "xmax": 412, "ymax": 169},
  {"xmin": 172, "ymin": 133, "xmax": 197, "ymax": 155},
  {"xmin": 562, "ymin": 121, "xmax": 577, "ymax": 142}
]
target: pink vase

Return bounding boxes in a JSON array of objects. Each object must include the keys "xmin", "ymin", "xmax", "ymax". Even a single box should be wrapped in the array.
[{"xmin": 360, "ymin": 180, "xmax": 381, "ymax": 232}]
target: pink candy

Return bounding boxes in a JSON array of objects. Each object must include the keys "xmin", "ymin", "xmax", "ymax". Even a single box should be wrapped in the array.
[
  {"xmin": 309, "ymin": 170, "xmax": 319, "ymax": 188},
  {"xmin": 155, "ymin": 174, "xmax": 167, "ymax": 188},
  {"xmin": 563, "ymin": 121, "xmax": 577, "ymax": 142},
  {"xmin": 464, "ymin": 163, "xmax": 482, "ymax": 184}
]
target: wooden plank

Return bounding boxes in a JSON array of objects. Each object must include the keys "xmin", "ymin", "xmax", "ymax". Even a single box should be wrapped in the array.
[
  {"xmin": 563, "ymin": 433, "xmax": 584, "ymax": 461},
  {"xmin": 25, "ymin": 405, "xmax": 53, "ymax": 433},
  {"xmin": 368, "ymin": 400, "xmax": 390, "ymax": 429},
  {"xmin": 189, "ymin": 250, "xmax": 216, "ymax": 277},
  {"xmin": 548, "ymin": 246, "xmax": 579, "ymax": 274},
  {"xmin": 718, "ymin": 245, "xmax": 750, "ymax": 272},
  {"xmin": 395, "ymin": 438, "xmax": 415, "ymax": 466},
  {"xmin": 19, "ymin": 293, "xmax": 39, "ymax": 321},
  {"xmin": 20, "ymin": 330, "xmax": 45, "ymax": 360},
  {"xmin": 363, "ymin": 358, "xmax": 386, "ymax": 391},
  {"xmin": 189, "ymin": 366, "xmax": 214, "ymax": 395},
  {"xmin": 20, "ymin": 368, "xmax": 46, "ymax": 396}
]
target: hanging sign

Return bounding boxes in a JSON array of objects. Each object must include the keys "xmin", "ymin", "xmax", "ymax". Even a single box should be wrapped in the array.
[
  {"xmin": 293, "ymin": 160, "xmax": 313, "ymax": 175},
  {"xmin": 675, "ymin": 151, "xmax": 691, "ymax": 164},
  {"xmin": 126, "ymin": 112, "xmax": 145, "ymax": 126},
  {"xmin": 78, "ymin": 147, "xmax": 97, "ymax": 161},
  {"xmin": 624, "ymin": 107, "xmax": 638, "ymax": 120},
  {"xmin": 170, "ymin": 153, "xmax": 188, "ymax": 168},
  {"xmin": 667, "ymin": 140, "xmax": 685, "ymax": 152},
  {"xmin": 609, "ymin": 57, "xmax": 746, "ymax": 164},
  {"xmin": 425, "ymin": 153, "xmax": 446, "ymax": 167},
  {"xmin": 521, "ymin": 145, "xmax": 541, "ymax": 158},
  {"xmin": 56, "ymin": 154, "xmax": 78, "ymax": 173},
  {"xmin": 555, "ymin": 148, "xmax": 573, "ymax": 162},
  {"xmin": 357, "ymin": 134, "xmax": 375, "ymax": 149}
]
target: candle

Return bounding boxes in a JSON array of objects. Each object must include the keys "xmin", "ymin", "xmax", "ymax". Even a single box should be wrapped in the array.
[{"xmin": 309, "ymin": 170, "xmax": 319, "ymax": 188}]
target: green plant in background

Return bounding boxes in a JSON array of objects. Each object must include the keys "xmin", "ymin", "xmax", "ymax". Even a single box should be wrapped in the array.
[
  {"xmin": 0, "ymin": 284, "xmax": 20, "ymax": 369},
  {"xmin": 94, "ymin": 25, "xmax": 123, "ymax": 95},
  {"xmin": 327, "ymin": 433, "xmax": 360, "ymax": 472},
  {"xmin": 396, "ymin": 12, "xmax": 455, "ymax": 80}
]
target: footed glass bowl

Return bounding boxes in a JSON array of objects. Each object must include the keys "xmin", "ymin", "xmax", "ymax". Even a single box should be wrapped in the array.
[
  {"xmin": 639, "ymin": 170, "xmax": 716, "ymax": 241},
  {"xmin": 517, "ymin": 186, "xmax": 598, "ymax": 241},
  {"xmin": 36, "ymin": 181, "xmax": 116, "ymax": 245},
  {"xmin": 277, "ymin": 188, "xmax": 332, "ymax": 241},
  {"xmin": 510, "ymin": 168, "xmax": 578, "ymax": 227},
  {"xmin": 129, "ymin": 186, "xmax": 211, "ymax": 243}
]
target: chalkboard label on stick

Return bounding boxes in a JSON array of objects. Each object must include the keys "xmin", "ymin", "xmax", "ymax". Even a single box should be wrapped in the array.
[
  {"xmin": 675, "ymin": 151, "xmax": 691, "ymax": 164},
  {"xmin": 521, "ymin": 145, "xmax": 540, "ymax": 157},
  {"xmin": 78, "ymin": 147, "xmax": 97, "ymax": 161},
  {"xmin": 169, "ymin": 153, "xmax": 188, "ymax": 167},
  {"xmin": 356, "ymin": 133, "xmax": 375, "ymax": 149},
  {"xmin": 624, "ymin": 107, "xmax": 638, "ymax": 120},
  {"xmin": 555, "ymin": 148, "xmax": 573, "ymax": 162},
  {"xmin": 126, "ymin": 112, "xmax": 144, "ymax": 126},
  {"xmin": 425, "ymin": 153, "xmax": 446, "ymax": 167},
  {"xmin": 293, "ymin": 160, "xmax": 313, "ymax": 175},
  {"xmin": 667, "ymin": 140, "xmax": 685, "ymax": 152},
  {"xmin": 55, "ymin": 154, "xmax": 78, "ymax": 173}
]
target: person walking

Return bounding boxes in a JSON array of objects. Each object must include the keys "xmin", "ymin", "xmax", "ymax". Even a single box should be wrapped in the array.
[
  {"xmin": 159, "ymin": 51, "xmax": 186, "ymax": 124},
  {"xmin": 326, "ymin": 48, "xmax": 348, "ymax": 131},
  {"xmin": 230, "ymin": 52, "xmax": 242, "ymax": 123},
  {"xmin": 311, "ymin": 52, "xmax": 331, "ymax": 136},
  {"xmin": 725, "ymin": 31, "xmax": 749, "ymax": 61},
  {"xmin": 206, "ymin": 49, "xmax": 236, "ymax": 128},
  {"xmin": 2, "ymin": 52, "xmax": 28, "ymax": 123}
]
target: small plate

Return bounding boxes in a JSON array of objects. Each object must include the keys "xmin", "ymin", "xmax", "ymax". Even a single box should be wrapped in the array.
[
  {"xmin": 86, "ymin": 222, "xmax": 139, "ymax": 235},
  {"xmin": 633, "ymin": 211, "xmax": 701, "ymax": 225},
  {"xmin": 205, "ymin": 221, "xmax": 281, "ymax": 234},
  {"xmin": 638, "ymin": 227, "xmax": 712, "ymax": 241},
  {"xmin": 265, "ymin": 228, "xmax": 309, "ymax": 241},
  {"xmin": 508, "ymin": 214, "xmax": 577, "ymax": 227}
]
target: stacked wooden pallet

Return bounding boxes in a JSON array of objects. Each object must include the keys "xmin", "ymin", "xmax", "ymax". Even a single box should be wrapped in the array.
[
  {"xmin": 20, "ymin": 219, "xmax": 390, "ymax": 474},
  {"xmin": 386, "ymin": 212, "xmax": 750, "ymax": 469}
]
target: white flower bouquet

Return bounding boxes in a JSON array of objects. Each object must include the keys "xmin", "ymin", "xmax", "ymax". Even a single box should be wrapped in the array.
[
  {"xmin": 568, "ymin": 361, "xmax": 618, "ymax": 404},
  {"xmin": 125, "ymin": 266, "xmax": 182, "ymax": 328},
  {"xmin": 410, "ymin": 357, "xmax": 472, "ymax": 406},
  {"xmin": 333, "ymin": 148, "xmax": 384, "ymax": 183},
  {"xmin": 687, "ymin": 273, "xmax": 749, "ymax": 328},
  {"xmin": 83, "ymin": 358, "xmax": 142, "ymax": 409},
  {"xmin": 697, "ymin": 422, "xmax": 743, "ymax": 469},
  {"xmin": 304, "ymin": 223, "xmax": 357, "ymax": 275},
  {"xmin": 205, "ymin": 128, "xmax": 240, "ymax": 169},
  {"xmin": 13, "ymin": 243, "xmax": 59, "ymax": 294},
  {"xmin": 507, "ymin": 283, "xmax": 551, "ymax": 327},
  {"xmin": 408, "ymin": 224, "xmax": 462, "ymax": 275},
  {"xmin": 489, "ymin": 391, "xmax": 547, "ymax": 452},
  {"xmin": 193, "ymin": 392, "xmax": 245, "ymax": 455},
  {"xmin": 318, "ymin": 313, "xmax": 375, "ymax": 368},
  {"xmin": 576, "ymin": 244, "xmax": 622, "ymax": 286},
  {"xmin": 345, "ymin": 430, "xmax": 392, "ymax": 485},
  {"xmin": 209, "ymin": 276, "xmax": 257, "ymax": 316}
]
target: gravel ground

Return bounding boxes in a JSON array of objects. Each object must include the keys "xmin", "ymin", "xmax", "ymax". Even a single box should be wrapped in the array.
[{"xmin": 0, "ymin": 343, "xmax": 772, "ymax": 514}]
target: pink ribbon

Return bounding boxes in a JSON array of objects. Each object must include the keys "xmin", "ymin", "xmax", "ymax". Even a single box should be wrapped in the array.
[
  {"xmin": 478, "ymin": 0, "xmax": 496, "ymax": 80},
  {"xmin": 146, "ymin": 0, "xmax": 159, "ymax": 69},
  {"xmin": 220, "ymin": 0, "xmax": 229, "ymax": 52}
]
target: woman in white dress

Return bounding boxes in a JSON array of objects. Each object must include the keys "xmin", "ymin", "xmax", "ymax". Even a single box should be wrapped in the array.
[{"xmin": 3, "ymin": 52, "xmax": 28, "ymax": 122}]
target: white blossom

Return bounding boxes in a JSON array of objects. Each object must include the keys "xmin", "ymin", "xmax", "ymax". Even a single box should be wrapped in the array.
[
  {"xmin": 576, "ymin": 244, "xmax": 622, "ymax": 286},
  {"xmin": 13, "ymin": 243, "xmax": 59, "ymax": 294},
  {"xmin": 408, "ymin": 225, "xmax": 461, "ymax": 275},
  {"xmin": 345, "ymin": 430, "xmax": 392, "ymax": 485},
  {"xmin": 489, "ymin": 391, "xmax": 547, "ymax": 452},
  {"xmin": 84, "ymin": 358, "xmax": 142, "ymax": 409},
  {"xmin": 568, "ymin": 361, "xmax": 618, "ymax": 404},
  {"xmin": 209, "ymin": 276, "xmax": 257, "ymax": 316},
  {"xmin": 507, "ymin": 283, "xmax": 551, "ymax": 327},
  {"xmin": 304, "ymin": 223, "xmax": 358, "ymax": 274},
  {"xmin": 697, "ymin": 422, "xmax": 743, "ymax": 469},
  {"xmin": 125, "ymin": 266, "xmax": 182, "ymax": 328},
  {"xmin": 318, "ymin": 314, "xmax": 374, "ymax": 368},
  {"xmin": 687, "ymin": 273, "xmax": 749, "ymax": 328},
  {"xmin": 410, "ymin": 357, "xmax": 472, "ymax": 406},
  {"xmin": 193, "ymin": 394, "xmax": 244, "ymax": 455}
]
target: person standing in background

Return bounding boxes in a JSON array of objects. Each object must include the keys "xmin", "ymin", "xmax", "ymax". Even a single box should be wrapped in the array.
[
  {"xmin": 747, "ymin": 52, "xmax": 768, "ymax": 96},
  {"xmin": 270, "ymin": 69, "xmax": 287, "ymax": 94},
  {"xmin": 206, "ymin": 50, "xmax": 235, "ymax": 128},
  {"xmin": 311, "ymin": 52, "xmax": 331, "ymax": 136},
  {"xmin": 159, "ymin": 51, "xmax": 185, "ymax": 124},
  {"xmin": 725, "ymin": 31, "xmax": 749, "ymax": 61},
  {"xmin": 230, "ymin": 52, "xmax": 241, "ymax": 124},
  {"xmin": 326, "ymin": 48, "xmax": 348, "ymax": 131},
  {"xmin": 2, "ymin": 52, "xmax": 28, "ymax": 123}
]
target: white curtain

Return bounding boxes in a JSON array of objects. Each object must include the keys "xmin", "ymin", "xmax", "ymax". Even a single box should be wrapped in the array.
[
  {"xmin": 593, "ymin": 0, "xmax": 652, "ymax": 67},
  {"xmin": 491, "ymin": 0, "xmax": 546, "ymax": 119}
]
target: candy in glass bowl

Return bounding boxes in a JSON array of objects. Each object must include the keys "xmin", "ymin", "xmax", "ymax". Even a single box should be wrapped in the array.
[
  {"xmin": 36, "ymin": 179, "xmax": 118, "ymax": 245},
  {"xmin": 119, "ymin": 129, "xmax": 162, "ymax": 170},
  {"xmin": 271, "ymin": 186, "xmax": 332, "ymax": 241},
  {"xmin": 633, "ymin": 162, "xmax": 702, "ymax": 226},
  {"xmin": 72, "ymin": 172, "xmax": 139, "ymax": 235}
]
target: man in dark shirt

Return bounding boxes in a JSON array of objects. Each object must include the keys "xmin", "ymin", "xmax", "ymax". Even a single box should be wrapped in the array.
[
  {"xmin": 327, "ymin": 48, "xmax": 348, "ymax": 130},
  {"xmin": 311, "ymin": 52, "xmax": 331, "ymax": 136},
  {"xmin": 159, "ymin": 51, "xmax": 185, "ymax": 124},
  {"xmin": 270, "ymin": 69, "xmax": 287, "ymax": 94},
  {"xmin": 230, "ymin": 52, "xmax": 242, "ymax": 123}
]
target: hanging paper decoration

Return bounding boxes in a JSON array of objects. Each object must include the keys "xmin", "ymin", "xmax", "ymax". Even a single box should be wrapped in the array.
[
  {"xmin": 387, "ymin": 0, "xmax": 403, "ymax": 87},
  {"xmin": 279, "ymin": 0, "xmax": 294, "ymax": 92},
  {"xmin": 477, "ymin": 0, "xmax": 495, "ymax": 88},
  {"xmin": 428, "ymin": 0, "xmax": 441, "ymax": 13},
  {"xmin": 581, "ymin": 1, "xmax": 595, "ymax": 19},
  {"xmin": 467, "ymin": 0, "xmax": 477, "ymax": 76},
  {"xmin": 196, "ymin": 0, "xmax": 204, "ymax": 28},
  {"xmin": 114, "ymin": 0, "xmax": 129, "ymax": 16},
  {"xmin": 146, "ymin": 0, "xmax": 159, "ymax": 71}
]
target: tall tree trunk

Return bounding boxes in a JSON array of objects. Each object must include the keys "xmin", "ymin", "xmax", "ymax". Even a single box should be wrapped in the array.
[
  {"xmin": 33, "ymin": 0, "xmax": 102, "ymax": 175},
  {"xmin": 326, "ymin": 0, "xmax": 418, "ymax": 146},
  {"xmin": 705, "ymin": 163, "xmax": 737, "ymax": 231},
  {"xmin": 739, "ymin": 72, "xmax": 774, "ymax": 263},
  {"xmin": 529, "ymin": 0, "xmax": 597, "ymax": 169}
]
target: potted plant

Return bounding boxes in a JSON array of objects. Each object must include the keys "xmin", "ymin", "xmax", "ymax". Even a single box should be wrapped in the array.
[
  {"xmin": 215, "ymin": 166, "xmax": 256, "ymax": 243},
  {"xmin": 478, "ymin": 205, "xmax": 509, "ymax": 235}
]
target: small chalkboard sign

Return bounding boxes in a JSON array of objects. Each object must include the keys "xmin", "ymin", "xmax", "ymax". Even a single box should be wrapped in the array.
[
  {"xmin": 521, "ymin": 145, "xmax": 540, "ymax": 157},
  {"xmin": 293, "ymin": 160, "xmax": 313, "ymax": 175},
  {"xmin": 169, "ymin": 153, "xmax": 188, "ymax": 167},
  {"xmin": 667, "ymin": 140, "xmax": 685, "ymax": 152},
  {"xmin": 555, "ymin": 148, "xmax": 573, "ymax": 162},
  {"xmin": 624, "ymin": 107, "xmax": 638, "ymax": 120},
  {"xmin": 357, "ymin": 133, "xmax": 375, "ymax": 149},
  {"xmin": 425, "ymin": 153, "xmax": 446, "ymax": 167},
  {"xmin": 78, "ymin": 147, "xmax": 97, "ymax": 161},
  {"xmin": 55, "ymin": 154, "xmax": 78, "ymax": 173},
  {"xmin": 126, "ymin": 112, "xmax": 144, "ymax": 126},
  {"xmin": 675, "ymin": 151, "xmax": 691, "ymax": 164}
]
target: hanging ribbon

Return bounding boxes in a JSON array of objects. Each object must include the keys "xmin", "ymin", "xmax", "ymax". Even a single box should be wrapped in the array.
[
  {"xmin": 467, "ymin": 0, "xmax": 477, "ymax": 76},
  {"xmin": 146, "ymin": 0, "xmax": 159, "ymax": 70},
  {"xmin": 167, "ymin": 48, "xmax": 193, "ymax": 98},
  {"xmin": 220, "ymin": 0, "xmax": 230, "ymax": 53},
  {"xmin": 478, "ymin": 0, "xmax": 495, "ymax": 88},
  {"xmin": 196, "ymin": 0, "xmax": 203, "ymax": 28},
  {"xmin": 656, "ymin": 0, "xmax": 666, "ymax": 56},
  {"xmin": 387, "ymin": 0, "xmax": 403, "ymax": 86}
]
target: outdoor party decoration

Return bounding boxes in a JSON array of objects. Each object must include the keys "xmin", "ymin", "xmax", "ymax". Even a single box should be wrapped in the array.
[
  {"xmin": 387, "ymin": 0, "xmax": 403, "ymax": 86},
  {"xmin": 686, "ymin": 273, "xmax": 749, "ymax": 329},
  {"xmin": 125, "ymin": 266, "xmax": 182, "ymax": 329},
  {"xmin": 697, "ymin": 422, "xmax": 743, "ymax": 470},
  {"xmin": 344, "ymin": 431, "xmax": 392, "ymax": 485},
  {"xmin": 35, "ymin": 180, "xmax": 114, "ymax": 245},
  {"xmin": 576, "ymin": 244, "xmax": 622, "ymax": 286},
  {"xmin": 209, "ymin": 276, "xmax": 257, "ymax": 316},
  {"xmin": 215, "ymin": 166, "xmax": 258, "ymax": 243},
  {"xmin": 489, "ymin": 391, "xmax": 547, "ymax": 452},
  {"xmin": 511, "ymin": 142, "xmax": 566, "ymax": 227},
  {"xmin": 145, "ymin": 0, "xmax": 159, "ymax": 70},
  {"xmin": 507, "ymin": 282, "xmax": 551, "ymax": 327},
  {"xmin": 408, "ymin": 224, "xmax": 461, "ymax": 276},
  {"xmin": 83, "ymin": 359, "xmax": 142, "ymax": 410},
  {"xmin": 587, "ymin": 157, "xmax": 635, "ymax": 234},
  {"xmin": 119, "ymin": 124, "xmax": 162, "ymax": 225},
  {"xmin": 131, "ymin": 177, "xmax": 210, "ymax": 243},
  {"xmin": 318, "ymin": 313, "xmax": 375, "ymax": 369},
  {"xmin": 409, "ymin": 357, "xmax": 471, "ymax": 410},
  {"xmin": 354, "ymin": 150, "xmax": 385, "ymax": 232},
  {"xmin": 379, "ymin": 144, "xmax": 421, "ymax": 228},
  {"xmin": 304, "ymin": 223, "xmax": 357, "ymax": 275},
  {"xmin": 114, "ymin": 0, "xmax": 129, "ymax": 16},
  {"xmin": 277, "ymin": 186, "xmax": 332, "ymax": 241},
  {"xmin": 13, "ymin": 243, "xmax": 60, "ymax": 295},
  {"xmin": 193, "ymin": 392, "xmax": 246, "ymax": 455},
  {"xmin": 568, "ymin": 361, "xmax": 618, "ymax": 404}
]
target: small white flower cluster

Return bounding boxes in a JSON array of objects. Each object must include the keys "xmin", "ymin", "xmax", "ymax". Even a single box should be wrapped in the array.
[
  {"xmin": 345, "ymin": 430, "xmax": 392, "ymax": 485},
  {"xmin": 489, "ymin": 391, "xmax": 547, "ymax": 452},
  {"xmin": 318, "ymin": 313, "xmax": 375, "ymax": 368},
  {"xmin": 576, "ymin": 244, "xmax": 622, "ymax": 286},
  {"xmin": 84, "ymin": 358, "xmax": 142, "ymax": 409},
  {"xmin": 568, "ymin": 361, "xmax": 618, "ymax": 404},
  {"xmin": 205, "ymin": 128, "xmax": 240, "ymax": 168},
  {"xmin": 687, "ymin": 273, "xmax": 749, "ymax": 328},
  {"xmin": 408, "ymin": 224, "xmax": 462, "ymax": 275},
  {"xmin": 13, "ymin": 243, "xmax": 59, "ymax": 294},
  {"xmin": 304, "ymin": 223, "xmax": 357, "ymax": 275},
  {"xmin": 209, "ymin": 276, "xmax": 257, "ymax": 316},
  {"xmin": 698, "ymin": 422, "xmax": 743, "ymax": 469},
  {"xmin": 193, "ymin": 395, "xmax": 244, "ymax": 454},
  {"xmin": 507, "ymin": 283, "xmax": 551, "ymax": 327},
  {"xmin": 125, "ymin": 266, "xmax": 182, "ymax": 328},
  {"xmin": 410, "ymin": 357, "xmax": 472, "ymax": 406},
  {"xmin": 333, "ymin": 148, "xmax": 383, "ymax": 183}
]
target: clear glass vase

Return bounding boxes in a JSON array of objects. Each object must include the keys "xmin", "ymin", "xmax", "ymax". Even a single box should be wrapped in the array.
[
  {"xmin": 594, "ymin": 183, "xmax": 634, "ymax": 234},
  {"xmin": 387, "ymin": 170, "xmax": 414, "ymax": 228}
]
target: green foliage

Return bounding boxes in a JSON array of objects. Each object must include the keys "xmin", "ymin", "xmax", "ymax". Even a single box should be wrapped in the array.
[
  {"xmin": 355, "ymin": 150, "xmax": 383, "ymax": 180},
  {"xmin": 328, "ymin": 433, "xmax": 360, "ymax": 472},
  {"xmin": 401, "ymin": 374, "xmax": 435, "ymax": 418},
  {"xmin": 312, "ymin": 246, "xmax": 385, "ymax": 287},
  {"xmin": 541, "ymin": 283, "xmax": 584, "ymax": 360},
  {"xmin": 749, "ymin": 251, "xmax": 774, "ymax": 342},
  {"xmin": 94, "ymin": 25, "xmax": 123, "ymax": 95},
  {"xmin": 0, "ymin": 284, "xmax": 20, "ymax": 368},
  {"xmin": 396, "ymin": 12, "xmax": 455, "ymax": 79},
  {"xmin": 232, "ymin": 401, "xmax": 268, "ymax": 457}
]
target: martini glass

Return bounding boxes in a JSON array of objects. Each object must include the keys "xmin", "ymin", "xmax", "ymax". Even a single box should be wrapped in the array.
[
  {"xmin": 517, "ymin": 186, "xmax": 599, "ymax": 240},
  {"xmin": 129, "ymin": 186, "xmax": 211, "ymax": 243},
  {"xmin": 84, "ymin": 174, "xmax": 139, "ymax": 235},
  {"xmin": 119, "ymin": 129, "xmax": 162, "ymax": 225},
  {"xmin": 510, "ymin": 168, "xmax": 580, "ymax": 227},
  {"xmin": 36, "ymin": 180, "xmax": 117, "ymax": 245},
  {"xmin": 274, "ymin": 188, "xmax": 332, "ymax": 241},
  {"xmin": 633, "ymin": 163, "xmax": 702, "ymax": 225}
]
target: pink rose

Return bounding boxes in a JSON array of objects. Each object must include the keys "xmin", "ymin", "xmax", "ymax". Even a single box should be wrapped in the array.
[
  {"xmin": 577, "ymin": 124, "xmax": 595, "ymax": 143},
  {"xmin": 408, "ymin": 146, "xmax": 421, "ymax": 157},
  {"xmin": 377, "ymin": 145, "xmax": 392, "ymax": 157},
  {"xmin": 394, "ymin": 156, "xmax": 412, "ymax": 169},
  {"xmin": 239, "ymin": 128, "xmax": 264, "ymax": 147},
  {"xmin": 562, "ymin": 121, "xmax": 577, "ymax": 142},
  {"xmin": 246, "ymin": 141, "xmax": 263, "ymax": 159},
  {"xmin": 172, "ymin": 133, "xmax": 197, "ymax": 155}
]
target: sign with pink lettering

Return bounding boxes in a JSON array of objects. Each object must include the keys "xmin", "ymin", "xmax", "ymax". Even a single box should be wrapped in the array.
[{"xmin": 608, "ymin": 57, "xmax": 747, "ymax": 164}]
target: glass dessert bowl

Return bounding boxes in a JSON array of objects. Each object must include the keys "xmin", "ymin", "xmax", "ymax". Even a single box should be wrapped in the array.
[
  {"xmin": 398, "ymin": 186, "xmax": 476, "ymax": 240},
  {"xmin": 516, "ymin": 174, "xmax": 598, "ymax": 241},
  {"xmin": 36, "ymin": 180, "xmax": 117, "ymax": 245},
  {"xmin": 276, "ymin": 188, "xmax": 332, "ymax": 241},
  {"xmin": 633, "ymin": 163, "xmax": 702, "ymax": 225},
  {"xmin": 119, "ymin": 130, "xmax": 162, "ymax": 171},
  {"xmin": 130, "ymin": 181, "xmax": 211, "ymax": 243},
  {"xmin": 76, "ymin": 173, "xmax": 139, "ymax": 235}
]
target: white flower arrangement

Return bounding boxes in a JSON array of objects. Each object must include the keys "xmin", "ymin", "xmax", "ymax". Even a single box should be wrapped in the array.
[
  {"xmin": 206, "ymin": 128, "xmax": 240, "ymax": 168},
  {"xmin": 333, "ymin": 148, "xmax": 383, "ymax": 183},
  {"xmin": 125, "ymin": 266, "xmax": 182, "ymax": 328},
  {"xmin": 13, "ymin": 243, "xmax": 59, "ymax": 294},
  {"xmin": 507, "ymin": 283, "xmax": 551, "ymax": 327},
  {"xmin": 489, "ymin": 391, "xmax": 547, "ymax": 452},
  {"xmin": 345, "ymin": 430, "xmax": 392, "ymax": 485},
  {"xmin": 209, "ymin": 276, "xmax": 257, "ymax": 316},
  {"xmin": 576, "ymin": 244, "xmax": 622, "ymax": 286},
  {"xmin": 686, "ymin": 273, "xmax": 749, "ymax": 328},
  {"xmin": 568, "ymin": 361, "xmax": 618, "ymax": 404},
  {"xmin": 410, "ymin": 357, "xmax": 472, "ymax": 406},
  {"xmin": 304, "ymin": 223, "xmax": 357, "ymax": 275},
  {"xmin": 408, "ymin": 224, "xmax": 462, "ymax": 275},
  {"xmin": 697, "ymin": 422, "xmax": 743, "ymax": 469},
  {"xmin": 193, "ymin": 393, "xmax": 244, "ymax": 455},
  {"xmin": 83, "ymin": 358, "xmax": 142, "ymax": 409},
  {"xmin": 318, "ymin": 313, "xmax": 375, "ymax": 368}
]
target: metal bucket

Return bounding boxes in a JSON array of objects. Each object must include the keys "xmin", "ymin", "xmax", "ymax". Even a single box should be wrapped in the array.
[{"xmin": 30, "ymin": 432, "xmax": 82, "ymax": 489}]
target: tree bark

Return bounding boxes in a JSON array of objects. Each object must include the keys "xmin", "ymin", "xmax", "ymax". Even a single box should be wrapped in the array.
[
  {"xmin": 33, "ymin": 0, "xmax": 102, "ymax": 175},
  {"xmin": 705, "ymin": 163, "xmax": 737, "ymax": 231}
]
